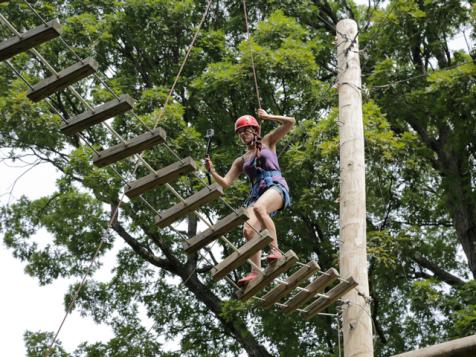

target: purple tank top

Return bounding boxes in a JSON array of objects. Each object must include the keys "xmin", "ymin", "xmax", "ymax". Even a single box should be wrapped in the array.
[{"xmin": 242, "ymin": 146, "xmax": 289, "ymax": 191}]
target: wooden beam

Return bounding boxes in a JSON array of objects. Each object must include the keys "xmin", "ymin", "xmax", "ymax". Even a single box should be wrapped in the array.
[
  {"xmin": 125, "ymin": 157, "xmax": 197, "ymax": 198},
  {"xmin": 392, "ymin": 334, "xmax": 476, "ymax": 357},
  {"xmin": 337, "ymin": 19, "xmax": 373, "ymax": 355},
  {"xmin": 27, "ymin": 57, "xmax": 98, "ymax": 102},
  {"xmin": 261, "ymin": 260, "xmax": 320, "ymax": 309},
  {"xmin": 92, "ymin": 127, "xmax": 166, "ymax": 167},
  {"xmin": 60, "ymin": 94, "xmax": 134, "ymax": 135},
  {"xmin": 0, "ymin": 19, "xmax": 62, "ymax": 61},
  {"xmin": 211, "ymin": 230, "xmax": 272, "ymax": 282},
  {"xmin": 303, "ymin": 276, "xmax": 358, "ymax": 320},
  {"xmin": 183, "ymin": 208, "xmax": 249, "ymax": 255},
  {"xmin": 283, "ymin": 268, "xmax": 339, "ymax": 315},
  {"xmin": 155, "ymin": 183, "xmax": 223, "ymax": 228},
  {"xmin": 237, "ymin": 250, "xmax": 299, "ymax": 302}
]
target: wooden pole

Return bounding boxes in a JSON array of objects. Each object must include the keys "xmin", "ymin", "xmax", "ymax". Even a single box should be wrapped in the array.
[
  {"xmin": 336, "ymin": 19, "xmax": 374, "ymax": 357},
  {"xmin": 392, "ymin": 334, "xmax": 476, "ymax": 357}
]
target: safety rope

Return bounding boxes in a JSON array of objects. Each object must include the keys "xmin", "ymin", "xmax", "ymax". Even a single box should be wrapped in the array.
[{"xmin": 241, "ymin": 0, "xmax": 262, "ymax": 110}]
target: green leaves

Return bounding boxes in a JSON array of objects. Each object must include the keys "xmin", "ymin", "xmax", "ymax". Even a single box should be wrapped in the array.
[
  {"xmin": 0, "ymin": 0, "xmax": 474, "ymax": 355},
  {"xmin": 1, "ymin": 189, "xmax": 111, "ymax": 285}
]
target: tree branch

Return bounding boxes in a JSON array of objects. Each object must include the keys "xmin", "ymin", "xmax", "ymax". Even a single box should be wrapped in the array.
[
  {"xmin": 413, "ymin": 253, "xmax": 465, "ymax": 286},
  {"xmin": 110, "ymin": 209, "xmax": 175, "ymax": 271}
]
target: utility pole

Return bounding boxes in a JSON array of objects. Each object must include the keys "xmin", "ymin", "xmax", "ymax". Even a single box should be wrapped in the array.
[{"xmin": 336, "ymin": 19, "xmax": 374, "ymax": 356}]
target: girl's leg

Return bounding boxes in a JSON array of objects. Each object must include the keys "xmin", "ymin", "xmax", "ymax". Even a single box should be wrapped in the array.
[
  {"xmin": 252, "ymin": 188, "xmax": 284, "ymax": 257},
  {"xmin": 238, "ymin": 189, "xmax": 284, "ymax": 285},
  {"xmin": 242, "ymin": 208, "xmax": 262, "ymax": 271}
]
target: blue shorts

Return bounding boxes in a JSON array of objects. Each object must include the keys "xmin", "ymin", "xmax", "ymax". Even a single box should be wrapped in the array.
[{"xmin": 244, "ymin": 183, "xmax": 291, "ymax": 217}]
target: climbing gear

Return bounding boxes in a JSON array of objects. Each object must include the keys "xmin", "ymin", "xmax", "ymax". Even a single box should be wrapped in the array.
[
  {"xmin": 267, "ymin": 247, "xmax": 283, "ymax": 263},
  {"xmin": 235, "ymin": 115, "xmax": 260, "ymax": 133},
  {"xmin": 238, "ymin": 271, "xmax": 259, "ymax": 285},
  {"xmin": 244, "ymin": 170, "xmax": 284, "ymax": 205}
]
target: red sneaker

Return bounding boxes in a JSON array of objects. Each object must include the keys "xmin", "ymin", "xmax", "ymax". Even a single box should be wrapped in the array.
[
  {"xmin": 267, "ymin": 248, "xmax": 283, "ymax": 263},
  {"xmin": 238, "ymin": 271, "xmax": 259, "ymax": 286}
]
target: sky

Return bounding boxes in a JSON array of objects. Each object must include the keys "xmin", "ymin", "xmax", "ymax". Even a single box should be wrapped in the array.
[
  {"xmin": 0, "ymin": 1, "xmax": 473, "ymax": 356},
  {"xmin": 0, "ymin": 157, "xmax": 116, "ymax": 355}
]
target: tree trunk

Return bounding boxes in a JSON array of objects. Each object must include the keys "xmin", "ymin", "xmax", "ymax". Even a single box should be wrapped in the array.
[
  {"xmin": 182, "ymin": 273, "xmax": 272, "ymax": 357},
  {"xmin": 437, "ymin": 149, "xmax": 476, "ymax": 279}
]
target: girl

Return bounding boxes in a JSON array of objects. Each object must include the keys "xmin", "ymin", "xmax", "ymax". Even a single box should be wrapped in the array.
[{"xmin": 205, "ymin": 109, "xmax": 295, "ymax": 285}]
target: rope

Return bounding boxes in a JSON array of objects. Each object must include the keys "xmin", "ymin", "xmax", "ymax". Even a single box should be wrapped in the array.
[
  {"xmin": 151, "ymin": 0, "xmax": 214, "ymax": 129},
  {"xmin": 336, "ymin": 313, "xmax": 342, "ymax": 357},
  {"xmin": 241, "ymin": 0, "xmax": 261, "ymax": 109}
]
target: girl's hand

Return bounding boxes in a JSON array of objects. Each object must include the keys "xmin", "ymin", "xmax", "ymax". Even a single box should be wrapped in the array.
[
  {"xmin": 257, "ymin": 108, "xmax": 271, "ymax": 120},
  {"xmin": 204, "ymin": 155, "xmax": 214, "ymax": 172}
]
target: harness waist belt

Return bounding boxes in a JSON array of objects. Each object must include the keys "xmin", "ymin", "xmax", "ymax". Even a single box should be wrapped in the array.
[{"xmin": 255, "ymin": 170, "xmax": 282, "ymax": 188}]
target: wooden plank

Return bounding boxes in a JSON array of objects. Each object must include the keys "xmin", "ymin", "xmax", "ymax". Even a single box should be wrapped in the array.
[
  {"xmin": 261, "ymin": 260, "xmax": 320, "ymax": 309},
  {"xmin": 125, "ymin": 157, "xmax": 197, "ymax": 198},
  {"xmin": 237, "ymin": 250, "xmax": 299, "ymax": 301},
  {"xmin": 27, "ymin": 57, "xmax": 98, "ymax": 102},
  {"xmin": 211, "ymin": 230, "xmax": 272, "ymax": 282},
  {"xmin": 392, "ymin": 334, "xmax": 476, "ymax": 357},
  {"xmin": 303, "ymin": 276, "xmax": 358, "ymax": 320},
  {"xmin": 60, "ymin": 94, "xmax": 134, "ymax": 135},
  {"xmin": 92, "ymin": 127, "xmax": 166, "ymax": 167},
  {"xmin": 183, "ymin": 208, "xmax": 249, "ymax": 255},
  {"xmin": 283, "ymin": 268, "xmax": 339, "ymax": 315},
  {"xmin": 0, "ymin": 19, "xmax": 62, "ymax": 61},
  {"xmin": 155, "ymin": 183, "xmax": 223, "ymax": 228}
]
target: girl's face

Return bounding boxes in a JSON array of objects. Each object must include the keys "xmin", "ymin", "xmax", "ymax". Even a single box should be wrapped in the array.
[{"xmin": 237, "ymin": 126, "xmax": 256, "ymax": 145}]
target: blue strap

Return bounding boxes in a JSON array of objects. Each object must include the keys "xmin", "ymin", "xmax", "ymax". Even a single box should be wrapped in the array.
[{"xmin": 256, "ymin": 170, "xmax": 282, "ymax": 188}]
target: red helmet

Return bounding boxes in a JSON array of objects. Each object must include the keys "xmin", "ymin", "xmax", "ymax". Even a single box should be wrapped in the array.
[{"xmin": 234, "ymin": 115, "xmax": 259, "ymax": 133}]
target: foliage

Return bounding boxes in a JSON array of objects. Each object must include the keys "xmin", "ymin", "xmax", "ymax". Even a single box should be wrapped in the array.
[{"xmin": 0, "ymin": 0, "xmax": 474, "ymax": 356}]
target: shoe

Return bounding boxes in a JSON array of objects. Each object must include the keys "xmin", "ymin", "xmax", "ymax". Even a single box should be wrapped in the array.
[
  {"xmin": 267, "ymin": 248, "xmax": 283, "ymax": 263},
  {"xmin": 238, "ymin": 271, "xmax": 259, "ymax": 286}
]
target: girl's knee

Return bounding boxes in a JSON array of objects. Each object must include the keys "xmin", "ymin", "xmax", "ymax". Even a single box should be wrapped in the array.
[
  {"xmin": 253, "ymin": 204, "xmax": 267, "ymax": 218},
  {"xmin": 243, "ymin": 224, "xmax": 256, "ymax": 240}
]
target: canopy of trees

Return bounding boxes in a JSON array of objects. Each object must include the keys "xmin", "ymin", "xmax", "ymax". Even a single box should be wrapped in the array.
[{"xmin": 0, "ymin": 0, "xmax": 474, "ymax": 356}]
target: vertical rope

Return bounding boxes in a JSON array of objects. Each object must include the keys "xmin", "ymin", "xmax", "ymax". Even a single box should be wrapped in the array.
[
  {"xmin": 337, "ymin": 313, "xmax": 342, "ymax": 357},
  {"xmin": 241, "ymin": 0, "xmax": 261, "ymax": 110},
  {"xmin": 153, "ymin": 0, "xmax": 214, "ymax": 129}
]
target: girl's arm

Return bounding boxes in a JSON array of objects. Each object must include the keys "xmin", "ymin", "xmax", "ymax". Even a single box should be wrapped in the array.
[
  {"xmin": 257, "ymin": 109, "xmax": 295, "ymax": 150},
  {"xmin": 205, "ymin": 156, "xmax": 243, "ymax": 189}
]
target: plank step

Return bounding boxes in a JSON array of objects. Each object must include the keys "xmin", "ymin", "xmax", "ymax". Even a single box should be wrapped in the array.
[
  {"xmin": 211, "ymin": 230, "xmax": 273, "ymax": 282},
  {"xmin": 0, "ymin": 19, "xmax": 62, "ymax": 61},
  {"xmin": 183, "ymin": 208, "xmax": 249, "ymax": 255},
  {"xmin": 155, "ymin": 183, "xmax": 223, "ymax": 228},
  {"xmin": 60, "ymin": 94, "xmax": 134, "ymax": 135},
  {"xmin": 237, "ymin": 250, "xmax": 299, "ymax": 301},
  {"xmin": 261, "ymin": 260, "xmax": 320, "ymax": 309},
  {"xmin": 93, "ymin": 127, "xmax": 166, "ymax": 167},
  {"xmin": 303, "ymin": 276, "xmax": 358, "ymax": 320},
  {"xmin": 283, "ymin": 268, "xmax": 339, "ymax": 315},
  {"xmin": 125, "ymin": 157, "xmax": 197, "ymax": 198},
  {"xmin": 27, "ymin": 57, "xmax": 98, "ymax": 102}
]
